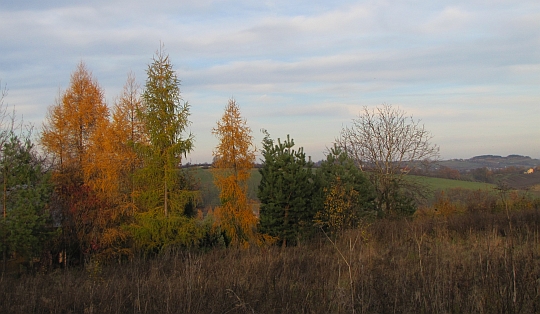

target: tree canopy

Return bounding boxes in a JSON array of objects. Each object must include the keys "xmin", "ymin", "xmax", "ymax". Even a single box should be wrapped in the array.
[
  {"xmin": 258, "ymin": 132, "xmax": 317, "ymax": 246},
  {"xmin": 211, "ymin": 99, "xmax": 257, "ymax": 247},
  {"xmin": 136, "ymin": 47, "xmax": 195, "ymax": 217}
]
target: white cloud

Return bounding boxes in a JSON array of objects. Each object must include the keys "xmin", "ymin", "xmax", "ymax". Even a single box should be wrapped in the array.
[
  {"xmin": 420, "ymin": 6, "xmax": 473, "ymax": 34},
  {"xmin": 0, "ymin": 0, "xmax": 539, "ymax": 161}
]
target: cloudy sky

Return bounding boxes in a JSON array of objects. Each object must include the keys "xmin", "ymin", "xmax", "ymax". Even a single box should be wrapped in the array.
[{"xmin": 1, "ymin": 0, "xmax": 539, "ymax": 163}]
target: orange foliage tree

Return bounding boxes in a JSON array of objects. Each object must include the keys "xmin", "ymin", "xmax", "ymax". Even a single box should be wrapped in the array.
[
  {"xmin": 85, "ymin": 73, "xmax": 146, "ymax": 210},
  {"xmin": 110, "ymin": 72, "xmax": 148, "ymax": 210},
  {"xmin": 212, "ymin": 99, "xmax": 257, "ymax": 247},
  {"xmin": 41, "ymin": 62, "xmax": 110, "ymax": 262},
  {"xmin": 81, "ymin": 73, "xmax": 148, "ymax": 260}
]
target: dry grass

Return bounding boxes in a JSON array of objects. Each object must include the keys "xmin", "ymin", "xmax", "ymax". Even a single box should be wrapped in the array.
[{"xmin": 2, "ymin": 209, "xmax": 540, "ymax": 313}]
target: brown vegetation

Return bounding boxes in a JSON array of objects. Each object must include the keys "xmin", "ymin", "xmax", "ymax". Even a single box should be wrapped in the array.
[{"xmin": 2, "ymin": 209, "xmax": 540, "ymax": 313}]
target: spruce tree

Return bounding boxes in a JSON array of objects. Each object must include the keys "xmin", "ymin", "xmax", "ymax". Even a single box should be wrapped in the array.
[
  {"xmin": 258, "ymin": 131, "xmax": 316, "ymax": 246},
  {"xmin": 0, "ymin": 135, "xmax": 53, "ymax": 271},
  {"xmin": 136, "ymin": 46, "xmax": 195, "ymax": 217},
  {"xmin": 128, "ymin": 46, "xmax": 200, "ymax": 255}
]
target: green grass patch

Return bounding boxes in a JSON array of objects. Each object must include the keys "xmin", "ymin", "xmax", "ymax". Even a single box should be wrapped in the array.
[
  {"xmin": 191, "ymin": 168, "xmax": 499, "ymax": 208},
  {"xmin": 409, "ymin": 175, "xmax": 496, "ymax": 191},
  {"xmin": 189, "ymin": 168, "xmax": 262, "ymax": 207}
]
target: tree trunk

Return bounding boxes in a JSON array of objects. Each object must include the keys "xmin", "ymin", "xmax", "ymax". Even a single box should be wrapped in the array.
[
  {"xmin": 164, "ymin": 179, "xmax": 168, "ymax": 217},
  {"xmin": 2, "ymin": 250, "xmax": 6, "ymax": 275}
]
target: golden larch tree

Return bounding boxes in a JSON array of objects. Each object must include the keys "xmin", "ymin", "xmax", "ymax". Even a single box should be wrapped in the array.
[
  {"xmin": 82, "ymin": 73, "xmax": 148, "ymax": 260},
  {"xmin": 42, "ymin": 62, "xmax": 109, "ymax": 179},
  {"xmin": 41, "ymin": 62, "xmax": 110, "ymax": 262},
  {"xmin": 84, "ymin": 72, "xmax": 146, "ymax": 211},
  {"xmin": 212, "ymin": 99, "xmax": 257, "ymax": 247},
  {"xmin": 110, "ymin": 72, "xmax": 148, "ymax": 210}
]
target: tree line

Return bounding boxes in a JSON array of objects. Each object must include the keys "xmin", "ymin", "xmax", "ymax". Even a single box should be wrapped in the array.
[{"xmin": 1, "ymin": 47, "xmax": 438, "ymax": 271}]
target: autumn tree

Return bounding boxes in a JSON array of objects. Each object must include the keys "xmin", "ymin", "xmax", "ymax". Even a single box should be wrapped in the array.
[
  {"xmin": 41, "ymin": 62, "xmax": 109, "ymax": 263},
  {"xmin": 314, "ymin": 145, "xmax": 376, "ymax": 234},
  {"xmin": 258, "ymin": 132, "xmax": 317, "ymax": 246},
  {"xmin": 84, "ymin": 73, "xmax": 146, "ymax": 209},
  {"xmin": 75, "ymin": 74, "xmax": 148, "ymax": 261},
  {"xmin": 337, "ymin": 104, "xmax": 439, "ymax": 216},
  {"xmin": 42, "ymin": 62, "xmax": 109, "ymax": 177},
  {"xmin": 111, "ymin": 72, "xmax": 148, "ymax": 209},
  {"xmin": 211, "ymin": 99, "xmax": 257, "ymax": 247}
]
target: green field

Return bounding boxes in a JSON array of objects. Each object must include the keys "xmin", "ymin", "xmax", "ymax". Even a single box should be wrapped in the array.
[
  {"xmin": 190, "ymin": 168, "xmax": 261, "ymax": 207},
  {"xmin": 191, "ymin": 168, "xmax": 500, "ymax": 208},
  {"xmin": 409, "ymin": 175, "xmax": 496, "ymax": 191}
]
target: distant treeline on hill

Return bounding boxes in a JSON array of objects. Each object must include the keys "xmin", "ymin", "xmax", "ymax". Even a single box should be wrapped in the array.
[
  {"xmin": 439, "ymin": 154, "xmax": 540, "ymax": 172},
  {"xmin": 187, "ymin": 154, "xmax": 540, "ymax": 172},
  {"xmin": 470, "ymin": 154, "xmax": 531, "ymax": 160}
]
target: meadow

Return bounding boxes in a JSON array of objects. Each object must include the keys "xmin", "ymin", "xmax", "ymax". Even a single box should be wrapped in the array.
[
  {"xmin": 410, "ymin": 175, "xmax": 496, "ymax": 191},
  {"xmin": 193, "ymin": 168, "xmax": 498, "ymax": 207},
  {"xmin": 3, "ymin": 168, "xmax": 539, "ymax": 313},
  {"xmin": 2, "ymin": 209, "xmax": 540, "ymax": 313},
  {"xmin": 192, "ymin": 168, "xmax": 262, "ymax": 207}
]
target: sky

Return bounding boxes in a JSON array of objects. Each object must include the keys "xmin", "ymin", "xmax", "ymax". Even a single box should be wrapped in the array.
[{"xmin": 1, "ymin": 0, "xmax": 539, "ymax": 164}]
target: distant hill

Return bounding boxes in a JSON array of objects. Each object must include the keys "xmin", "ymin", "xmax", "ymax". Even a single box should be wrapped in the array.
[
  {"xmin": 438, "ymin": 155, "xmax": 540, "ymax": 171},
  {"xmin": 502, "ymin": 172, "xmax": 540, "ymax": 190},
  {"xmin": 435, "ymin": 155, "xmax": 540, "ymax": 192}
]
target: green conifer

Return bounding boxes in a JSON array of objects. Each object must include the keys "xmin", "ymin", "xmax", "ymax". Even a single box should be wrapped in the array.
[{"xmin": 258, "ymin": 131, "xmax": 317, "ymax": 246}]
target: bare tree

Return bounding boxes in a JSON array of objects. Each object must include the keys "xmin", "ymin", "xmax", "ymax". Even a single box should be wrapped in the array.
[
  {"xmin": 0, "ymin": 82, "xmax": 13, "ymax": 142},
  {"xmin": 337, "ymin": 104, "xmax": 439, "ymax": 215}
]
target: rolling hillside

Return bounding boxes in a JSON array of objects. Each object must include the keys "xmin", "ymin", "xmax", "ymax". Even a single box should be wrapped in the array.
[
  {"xmin": 438, "ymin": 155, "xmax": 540, "ymax": 171},
  {"xmin": 410, "ymin": 175, "xmax": 496, "ymax": 191},
  {"xmin": 191, "ymin": 168, "xmax": 502, "ymax": 208}
]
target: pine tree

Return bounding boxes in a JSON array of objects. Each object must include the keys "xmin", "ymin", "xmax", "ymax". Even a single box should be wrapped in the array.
[
  {"xmin": 0, "ymin": 135, "xmax": 53, "ymax": 269},
  {"xmin": 212, "ymin": 99, "xmax": 257, "ymax": 247},
  {"xmin": 258, "ymin": 131, "xmax": 316, "ymax": 246}
]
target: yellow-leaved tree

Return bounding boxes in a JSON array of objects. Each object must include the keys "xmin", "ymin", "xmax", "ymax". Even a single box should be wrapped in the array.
[
  {"xmin": 82, "ymin": 73, "xmax": 147, "ymax": 260},
  {"xmin": 84, "ymin": 73, "xmax": 146, "ymax": 211},
  {"xmin": 41, "ymin": 62, "xmax": 110, "ymax": 263},
  {"xmin": 212, "ymin": 99, "xmax": 257, "ymax": 247}
]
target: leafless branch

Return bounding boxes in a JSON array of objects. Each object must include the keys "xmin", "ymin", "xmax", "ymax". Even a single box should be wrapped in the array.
[{"xmin": 336, "ymin": 104, "xmax": 439, "ymax": 214}]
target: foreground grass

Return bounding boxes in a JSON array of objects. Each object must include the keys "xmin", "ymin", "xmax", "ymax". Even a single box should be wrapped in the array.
[{"xmin": 2, "ymin": 209, "xmax": 540, "ymax": 313}]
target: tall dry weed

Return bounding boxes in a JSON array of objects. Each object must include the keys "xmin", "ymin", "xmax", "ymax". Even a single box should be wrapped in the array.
[{"xmin": 2, "ymin": 209, "xmax": 540, "ymax": 313}]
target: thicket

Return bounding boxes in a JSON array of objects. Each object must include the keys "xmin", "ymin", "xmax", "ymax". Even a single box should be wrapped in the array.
[
  {"xmin": 1, "ymin": 47, "xmax": 383, "ymax": 269},
  {"xmin": 2, "ymin": 208, "xmax": 540, "ymax": 313}
]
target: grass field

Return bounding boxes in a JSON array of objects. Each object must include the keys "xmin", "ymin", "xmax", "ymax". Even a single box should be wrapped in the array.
[
  {"xmin": 190, "ymin": 168, "xmax": 261, "ymax": 207},
  {"xmin": 191, "ymin": 168, "xmax": 501, "ymax": 208},
  {"xmin": 409, "ymin": 175, "xmax": 496, "ymax": 190}
]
